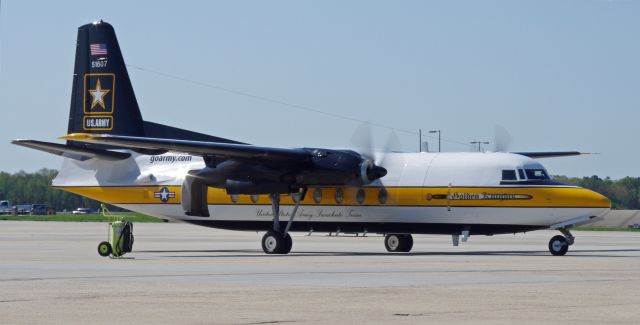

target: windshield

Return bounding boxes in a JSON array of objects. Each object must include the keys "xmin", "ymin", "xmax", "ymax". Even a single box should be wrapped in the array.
[
  {"xmin": 502, "ymin": 170, "xmax": 517, "ymax": 181},
  {"xmin": 525, "ymin": 169, "xmax": 550, "ymax": 180}
]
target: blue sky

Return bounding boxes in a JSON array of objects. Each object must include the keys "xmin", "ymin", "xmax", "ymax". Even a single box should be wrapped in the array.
[{"xmin": 1, "ymin": 0, "xmax": 638, "ymax": 178}]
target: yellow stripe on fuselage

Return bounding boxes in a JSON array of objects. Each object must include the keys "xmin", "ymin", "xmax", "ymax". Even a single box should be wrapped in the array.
[{"xmin": 53, "ymin": 186, "xmax": 611, "ymax": 208}]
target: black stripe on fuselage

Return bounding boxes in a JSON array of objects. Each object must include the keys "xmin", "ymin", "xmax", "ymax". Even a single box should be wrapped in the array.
[{"xmin": 181, "ymin": 220, "xmax": 546, "ymax": 236}]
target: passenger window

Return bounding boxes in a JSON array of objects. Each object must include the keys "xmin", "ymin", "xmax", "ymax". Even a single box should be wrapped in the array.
[
  {"xmin": 313, "ymin": 188, "xmax": 322, "ymax": 204},
  {"xmin": 356, "ymin": 189, "xmax": 365, "ymax": 205},
  {"xmin": 378, "ymin": 188, "xmax": 388, "ymax": 204},
  {"xmin": 335, "ymin": 188, "xmax": 344, "ymax": 204},
  {"xmin": 525, "ymin": 169, "xmax": 549, "ymax": 180},
  {"xmin": 518, "ymin": 169, "xmax": 526, "ymax": 180},
  {"xmin": 502, "ymin": 170, "xmax": 517, "ymax": 181}
]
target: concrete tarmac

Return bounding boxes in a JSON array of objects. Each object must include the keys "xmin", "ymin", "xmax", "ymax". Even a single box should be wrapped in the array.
[{"xmin": 1, "ymin": 221, "xmax": 639, "ymax": 324}]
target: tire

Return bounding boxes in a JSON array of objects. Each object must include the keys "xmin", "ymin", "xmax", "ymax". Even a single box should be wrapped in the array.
[
  {"xmin": 261, "ymin": 231, "xmax": 289, "ymax": 254},
  {"xmin": 97, "ymin": 241, "xmax": 112, "ymax": 257},
  {"xmin": 385, "ymin": 234, "xmax": 414, "ymax": 252},
  {"xmin": 383, "ymin": 234, "xmax": 403, "ymax": 252},
  {"xmin": 385, "ymin": 234, "xmax": 401, "ymax": 252},
  {"xmin": 402, "ymin": 234, "xmax": 414, "ymax": 252},
  {"xmin": 548, "ymin": 235, "xmax": 569, "ymax": 256},
  {"xmin": 283, "ymin": 233, "xmax": 293, "ymax": 254}
]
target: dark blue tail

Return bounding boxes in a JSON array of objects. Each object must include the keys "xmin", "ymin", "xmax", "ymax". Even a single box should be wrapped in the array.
[{"xmin": 67, "ymin": 20, "xmax": 243, "ymax": 147}]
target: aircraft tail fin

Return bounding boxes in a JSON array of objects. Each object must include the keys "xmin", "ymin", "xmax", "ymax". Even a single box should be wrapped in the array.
[
  {"xmin": 14, "ymin": 20, "xmax": 245, "ymax": 160},
  {"xmin": 67, "ymin": 20, "xmax": 144, "ymax": 140},
  {"xmin": 66, "ymin": 20, "xmax": 244, "ymax": 148}
]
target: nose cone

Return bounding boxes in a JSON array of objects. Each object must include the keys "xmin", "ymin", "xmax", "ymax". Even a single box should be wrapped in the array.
[
  {"xmin": 587, "ymin": 189, "xmax": 611, "ymax": 209},
  {"xmin": 578, "ymin": 188, "xmax": 611, "ymax": 216},
  {"xmin": 556, "ymin": 187, "xmax": 610, "ymax": 208}
]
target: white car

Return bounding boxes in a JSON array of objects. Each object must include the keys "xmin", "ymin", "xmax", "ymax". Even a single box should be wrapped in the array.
[{"xmin": 72, "ymin": 208, "xmax": 95, "ymax": 214}]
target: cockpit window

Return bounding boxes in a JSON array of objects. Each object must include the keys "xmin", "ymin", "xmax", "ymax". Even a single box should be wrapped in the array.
[
  {"xmin": 518, "ymin": 169, "xmax": 526, "ymax": 180},
  {"xmin": 502, "ymin": 170, "xmax": 517, "ymax": 181},
  {"xmin": 525, "ymin": 169, "xmax": 550, "ymax": 180}
]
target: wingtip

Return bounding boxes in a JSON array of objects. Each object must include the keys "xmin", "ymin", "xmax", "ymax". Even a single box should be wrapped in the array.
[{"xmin": 10, "ymin": 139, "xmax": 34, "ymax": 145}]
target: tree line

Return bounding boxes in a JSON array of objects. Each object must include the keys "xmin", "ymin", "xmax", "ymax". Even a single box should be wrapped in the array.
[
  {"xmin": 0, "ymin": 169, "xmax": 638, "ymax": 211},
  {"xmin": 0, "ymin": 169, "xmax": 101, "ymax": 212}
]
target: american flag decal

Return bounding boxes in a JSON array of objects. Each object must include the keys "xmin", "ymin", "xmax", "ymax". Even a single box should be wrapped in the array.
[{"xmin": 90, "ymin": 43, "xmax": 108, "ymax": 56}]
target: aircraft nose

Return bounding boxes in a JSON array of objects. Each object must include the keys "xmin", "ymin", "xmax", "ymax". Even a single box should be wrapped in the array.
[
  {"xmin": 581, "ymin": 187, "xmax": 611, "ymax": 214},
  {"xmin": 553, "ymin": 186, "xmax": 610, "ymax": 214},
  {"xmin": 591, "ymin": 189, "xmax": 610, "ymax": 208}
]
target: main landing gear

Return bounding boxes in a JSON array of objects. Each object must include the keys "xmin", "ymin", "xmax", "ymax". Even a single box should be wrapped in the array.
[
  {"xmin": 260, "ymin": 192, "xmax": 302, "ymax": 254},
  {"xmin": 384, "ymin": 234, "xmax": 413, "ymax": 252},
  {"xmin": 548, "ymin": 228, "xmax": 575, "ymax": 256},
  {"xmin": 262, "ymin": 231, "xmax": 293, "ymax": 254}
]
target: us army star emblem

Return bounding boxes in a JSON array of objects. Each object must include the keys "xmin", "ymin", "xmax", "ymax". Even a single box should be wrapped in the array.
[{"xmin": 88, "ymin": 79, "xmax": 111, "ymax": 110}]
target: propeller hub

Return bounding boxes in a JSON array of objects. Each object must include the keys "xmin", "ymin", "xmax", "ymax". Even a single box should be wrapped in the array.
[
  {"xmin": 360, "ymin": 160, "xmax": 387, "ymax": 184},
  {"xmin": 367, "ymin": 165, "xmax": 387, "ymax": 180}
]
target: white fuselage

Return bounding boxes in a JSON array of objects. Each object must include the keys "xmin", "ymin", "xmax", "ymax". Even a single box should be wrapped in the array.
[{"xmin": 52, "ymin": 151, "xmax": 611, "ymax": 235}]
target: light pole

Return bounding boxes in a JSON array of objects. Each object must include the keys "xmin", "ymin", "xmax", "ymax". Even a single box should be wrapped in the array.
[
  {"xmin": 470, "ymin": 141, "xmax": 490, "ymax": 152},
  {"xmin": 429, "ymin": 130, "xmax": 441, "ymax": 152}
]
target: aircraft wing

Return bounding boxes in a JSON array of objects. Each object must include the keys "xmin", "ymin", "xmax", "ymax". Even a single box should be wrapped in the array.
[
  {"xmin": 61, "ymin": 133, "xmax": 311, "ymax": 163},
  {"xmin": 511, "ymin": 151, "xmax": 592, "ymax": 159},
  {"xmin": 11, "ymin": 139, "xmax": 131, "ymax": 161}
]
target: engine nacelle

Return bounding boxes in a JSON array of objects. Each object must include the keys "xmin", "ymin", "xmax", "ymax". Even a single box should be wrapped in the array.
[
  {"xmin": 180, "ymin": 151, "xmax": 387, "ymax": 217},
  {"xmin": 305, "ymin": 149, "xmax": 387, "ymax": 186},
  {"xmin": 181, "ymin": 163, "xmax": 300, "ymax": 217},
  {"xmin": 181, "ymin": 170, "xmax": 212, "ymax": 217}
]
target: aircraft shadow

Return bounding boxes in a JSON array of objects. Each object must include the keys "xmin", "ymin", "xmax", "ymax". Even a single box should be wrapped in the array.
[{"xmin": 135, "ymin": 248, "xmax": 640, "ymax": 259}]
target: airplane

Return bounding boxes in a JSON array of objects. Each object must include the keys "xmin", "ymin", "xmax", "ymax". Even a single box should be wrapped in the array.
[{"xmin": 13, "ymin": 20, "xmax": 611, "ymax": 256}]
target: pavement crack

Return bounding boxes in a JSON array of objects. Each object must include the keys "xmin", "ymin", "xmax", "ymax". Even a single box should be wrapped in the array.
[{"xmin": 0, "ymin": 299, "xmax": 34, "ymax": 303}]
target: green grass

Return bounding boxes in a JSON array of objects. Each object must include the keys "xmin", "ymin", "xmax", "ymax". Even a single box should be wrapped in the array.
[
  {"xmin": 574, "ymin": 226, "xmax": 640, "ymax": 232},
  {"xmin": 0, "ymin": 212, "xmax": 166, "ymax": 222}
]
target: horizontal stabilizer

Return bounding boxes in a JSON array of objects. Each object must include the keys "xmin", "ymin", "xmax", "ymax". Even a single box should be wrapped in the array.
[
  {"xmin": 61, "ymin": 133, "xmax": 310, "ymax": 163},
  {"xmin": 12, "ymin": 139, "xmax": 130, "ymax": 161},
  {"xmin": 511, "ymin": 151, "xmax": 593, "ymax": 159}
]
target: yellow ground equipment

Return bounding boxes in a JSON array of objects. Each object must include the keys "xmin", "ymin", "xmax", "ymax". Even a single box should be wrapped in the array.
[{"xmin": 97, "ymin": 205, "xmax": 134, "ymax": 257}]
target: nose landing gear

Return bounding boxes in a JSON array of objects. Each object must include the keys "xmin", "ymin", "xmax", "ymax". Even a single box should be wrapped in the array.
[
  {"xmin": 548, "ymin": 235, "xmax": 569, "ymax": 256},
  {"xmin": 548, "ymin": 228, "xmax": 575, "ymax": 256}
]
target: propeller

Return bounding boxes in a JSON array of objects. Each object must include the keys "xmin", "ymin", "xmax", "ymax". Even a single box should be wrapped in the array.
[
  {"xmin": 350, "ymin": 121, "xmax": 375, "ymax": 160},
  {"xmin": 493, "ymin": 125, "xmax": 513, "ymax": 152},
  {"xmin": 350, "ymin": 122, "xmax": 403, "ymax": 164},
  {"xmin": 377, "ymin": 130, "xmax": 402, "ymax": 166}
]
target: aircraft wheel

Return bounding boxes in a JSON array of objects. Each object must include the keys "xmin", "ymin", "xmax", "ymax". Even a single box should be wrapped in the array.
[
  {"xmin": 548, "ymin": 235, "xmax": 569, "ymax": 256},
  {"xmin": 262, "ymin": 231, "xmax": 289, "ymax": 254},
  {"xmin": 283, "ymin": 233, "xmax": 293, "ymax": 254},
  {"xmin": 97, "ymin": 241, "xmax": 112, "ymax": 257},
  {"xmin": 403, "ymin": 234, "xmax": 414, "ymax": 252},
  {"xmin": 385, "ymin": 234, "xmax": 412, "ymax": 252}
]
